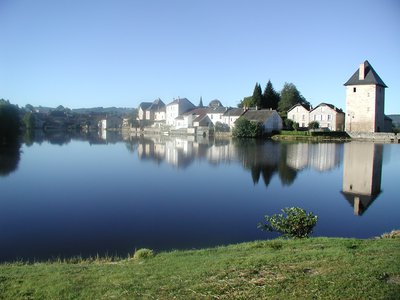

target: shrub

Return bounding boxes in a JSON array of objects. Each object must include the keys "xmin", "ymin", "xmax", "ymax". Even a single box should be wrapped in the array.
[
  {"xmin": 133, "ymin": 248, "xmax": 154, "ymax": 260},
  {"xmin": 308, "ymin": 121, "xmax": 319, "ymax": 130},
  {"xmin": 258, "ymin": 207, "xmax": 318, "ymax": 238},
  {"xmin": 380, "ymin": 230, "xmax": 400, "ymax": 239},
  {"xmin": 232, "ymin": 117, "xmax": 263, "ymax": 138},
  {"xmin": 214, "ymin": 121, "xmax": 230, "ymax": 132}
]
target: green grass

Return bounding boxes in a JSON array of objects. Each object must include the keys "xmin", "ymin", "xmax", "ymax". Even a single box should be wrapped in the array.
[
  {"xmin": 1, "ymin": 238, "xmax": 399, "ymax": 299},
  {"xmin": 273, "ymin": 131, "xmax": 350, "ymax": 141}
]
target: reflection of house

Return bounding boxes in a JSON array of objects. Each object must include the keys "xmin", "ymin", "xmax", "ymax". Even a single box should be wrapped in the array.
[
  {"xmin": 286, "ymin": 143, "xmax": 310, "ymax": 170},
  {"xmin": 287, "ymin": 104, "xmax": 311, "ymax": 128},
  {"xmin": 285, "ymin": 143, "xmax": 342, "ymax": 172},
  {"xmin": 344, "ymin": 60, "xmax": 389, "ymax": 132},
  {"xmin": 166, "ymin": 98, "xmax": 196, "ymax": 126},
  {"xmin": 309, "ymin": 143, "xmax": 342, "ymax": 172},
  {"xmin": 309, "ymin": 103, "xmax": 345, "ymax": 131},
  {"xmin": 241, "ymin": 110, "xmax": 283, "ymax": 133},
  {"xmin": 341, "ymin": 142, "xmax": 383, "ymax": 215}
]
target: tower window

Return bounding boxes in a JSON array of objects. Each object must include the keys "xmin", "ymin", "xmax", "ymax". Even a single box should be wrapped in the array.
[{"xmin": 353, "ymin": 87, "xmax": 356, "ymax": 93}]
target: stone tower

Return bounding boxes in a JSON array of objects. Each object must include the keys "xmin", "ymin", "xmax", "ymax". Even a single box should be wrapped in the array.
[{"xmin": 344, "ymin": 60, "xmax": 387, "ymax": 132}]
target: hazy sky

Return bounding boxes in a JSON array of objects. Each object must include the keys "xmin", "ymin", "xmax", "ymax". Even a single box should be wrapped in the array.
[{"xmin": 1, "ymin": 0, "xmax": 399, "ymax": 113}]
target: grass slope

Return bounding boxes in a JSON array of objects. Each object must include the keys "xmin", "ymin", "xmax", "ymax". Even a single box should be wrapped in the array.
[{"xmin": 1, "ymin": 238, "xmax": 399, "ymax": 299}]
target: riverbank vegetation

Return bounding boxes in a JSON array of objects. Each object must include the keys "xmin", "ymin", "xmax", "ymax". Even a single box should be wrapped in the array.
[
  {"xmin": 1, "ymin": 236, "xmax": 399, "ymax": 299},
  {"xmin": 272, "ymin": 130, "xmax": 351, "ymax": 141}
]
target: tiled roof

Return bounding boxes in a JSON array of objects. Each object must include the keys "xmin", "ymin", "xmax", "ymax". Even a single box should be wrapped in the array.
[
  {"xmin": 311, "ymin": 103, "xmax": 344, "ymax": 113},
  {"xmin": 287, "ymin": 103, "xmax": 311, "ymax": 112},
  {"xmin": 148, "ymin": 98, "xmax": 165, "ymax": 110},
  {"xmin": 139, "ymin": 102, "xmax": 152, "ymax": 110},
  {"xmin": 344, "ymin": 60, "xmax": 387, "ymax": 87},
  {"xmin": 167, "ymin": 98, "xmax": 194, "ymax": 106},
  {"xmin": 242, "ymin": 110, "xmax": 278, "ymax": 122},
  {"xmin": 223, "ymin": 108, "xmax": 245, "ymax": 117}
]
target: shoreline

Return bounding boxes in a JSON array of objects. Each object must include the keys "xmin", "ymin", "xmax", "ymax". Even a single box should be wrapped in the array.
[{"xmin": 1, "ymin": 235, "xmax": 399, "ymax": 299}]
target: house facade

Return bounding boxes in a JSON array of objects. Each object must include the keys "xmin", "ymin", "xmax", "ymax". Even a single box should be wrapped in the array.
[
  {"xmin": 222, "ymin": 108, "xmax": 245, "ymax": 128},
  {"xmin": 241, "ymin": 109, "xmax": 283, "ymax": 133},
  {"xmin": 287, "ymin": 103, "xmax": 310, "ymax": 128},
  {"xmin": 309, "ymin": 103, "xmax": 345, "ymax": 131},
  {"xmin": 138, "ymin": 99, "xmax": 166, "ymax": 124},
  {"xmin": 166, "ymin": 98, "xmax": 196, "ymax": 126},
  {"xmin": 344, "ymin": 60, "xmax": 388, "ymax": 132}
]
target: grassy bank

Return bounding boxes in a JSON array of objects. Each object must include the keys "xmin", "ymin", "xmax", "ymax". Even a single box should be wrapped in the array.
[
  {"xmin": 272, "ymin": 131, "xmax": 351, "ymax": 141},
  {"xmin": 1, "ymin": 237, "xmax": 399, "ymax": 299}
]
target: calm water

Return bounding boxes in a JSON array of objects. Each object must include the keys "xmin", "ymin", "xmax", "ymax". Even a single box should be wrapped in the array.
[{"xmin": 0, "ymin": 131, "xmax": 399, "ymax": 262}]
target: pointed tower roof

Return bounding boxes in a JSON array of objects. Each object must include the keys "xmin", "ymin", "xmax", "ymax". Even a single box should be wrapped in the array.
[{"xmin": 344, "ymin": 60, "xmax": 387, "ymax": 87}]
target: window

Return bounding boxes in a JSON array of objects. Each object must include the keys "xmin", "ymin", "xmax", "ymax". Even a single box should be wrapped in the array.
[
  {"xmin": 292, "ymin": 114, "xmax": 295, "ymax": 120},
  {"xmin": 327, "ymin": 115, "xmax": 331, "ymax": 121},
  {"xmin": 353, "ymin": 87, "xmax": 356, "ymax": 92},
  {"xmin": 302, "ymin": 114, "xmax": 305, "ymax": 121}
]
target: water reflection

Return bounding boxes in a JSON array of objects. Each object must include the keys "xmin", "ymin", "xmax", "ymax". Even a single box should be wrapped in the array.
[
  {"xmin": 0, "ymin": 142, "xmax": 21, "ymax": 177},
  {"xmin": 341, "ymin": 142, "xmax": 383, "ymax": 215},
  {"xmin": 22, "ymin": 132, "xmax": 384, "ymax": 215}
]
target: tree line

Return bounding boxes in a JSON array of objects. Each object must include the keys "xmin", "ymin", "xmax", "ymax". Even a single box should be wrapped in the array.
[{"xmin": 238, "ymin": 80, "xmax": 310, "ymax": 115}]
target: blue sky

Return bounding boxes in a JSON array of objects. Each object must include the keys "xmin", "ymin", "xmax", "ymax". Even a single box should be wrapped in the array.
[{"xmin": 1, "ymin": 0, "xmax": 399, "ymax": 113}]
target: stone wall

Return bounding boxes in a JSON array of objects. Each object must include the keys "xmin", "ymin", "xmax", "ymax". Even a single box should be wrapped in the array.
[{"xmin": 347, "ymin": 132, "xmax": 399, "ymax": 142}]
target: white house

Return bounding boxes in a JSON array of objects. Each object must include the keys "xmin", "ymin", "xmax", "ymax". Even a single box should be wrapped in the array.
[
  {"xmin": 166, "ymin": 98, "xmax": 196, "ymax": 127},
  {"xmin": 222, "ymin": 108, "xmax": 245, "ymax": 128},
  {"xmin": 309, "ymin": 103, "xmax": 345, "ymax": 131},
  {"xmin": 287, "ymin": 103, "xmax": 311, "ymax": 128},
  {"xmin": 137, "ymin": 99, "xmax": 166, "ymax": 125}
]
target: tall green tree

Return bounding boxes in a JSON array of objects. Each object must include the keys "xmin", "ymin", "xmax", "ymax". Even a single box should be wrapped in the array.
[
  {"xmin": 262, "ymin": 80, "xmax": 280, "ymax": 109},
  {"xmin": 0, "ymin": 99, "xmax": 21, "ymax": 144},
  {"xmin": 252, "ymin": 83, "xmax": 263, "ymax": 108},
  {"xmin": 278, "ymin": 83, "xmax": 309, "ymax": 113},
  {"xmin": 238, "ymin": 96, "xmax": 254, "ymax": 108}
]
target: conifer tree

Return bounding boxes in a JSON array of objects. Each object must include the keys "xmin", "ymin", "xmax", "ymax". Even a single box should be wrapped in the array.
[
  {"xmin": 263, "ymin": 80, "xmax": 280, "ymax": 109},
  {"xmin": 252, "ymin": 83, "xmax": 263, "ymax": 108}
]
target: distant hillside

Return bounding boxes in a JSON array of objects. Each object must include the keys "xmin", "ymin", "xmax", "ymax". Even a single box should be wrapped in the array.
[
  {"xmin": 388, "ymin": 114, "xmax": 400, "ymax": 128},
  {"xmin": 32, "ymin": 106, "xmax": 136, "ymax": 116},
  {"xmin": 72, "ymin": 107, "xmax": 136, "ymax": 115}
]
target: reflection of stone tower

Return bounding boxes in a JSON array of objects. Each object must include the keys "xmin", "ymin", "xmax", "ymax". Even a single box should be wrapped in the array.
[{"xmin": 341, "ymin": 142, "xmax": 383, "ymax": 215}]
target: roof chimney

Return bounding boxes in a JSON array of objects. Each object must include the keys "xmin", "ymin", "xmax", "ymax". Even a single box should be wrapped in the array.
[{"xmin": 359, "ymin": 62, "xmax": 365, "ymax": 80}]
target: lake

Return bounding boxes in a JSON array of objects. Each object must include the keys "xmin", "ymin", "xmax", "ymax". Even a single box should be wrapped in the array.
[{"xmin": 0, "ymin": 131, "xmax": 399, "ymax": 262}]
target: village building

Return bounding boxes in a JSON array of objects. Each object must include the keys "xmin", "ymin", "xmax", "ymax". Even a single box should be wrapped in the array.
[
  {"xmin": 166, "ymin": 98, "xmax": 196, "ymax": 127},
  {"xmin": 222, "ymin": 108, "xmax": 245, "ymax": 128},
  {"xmin": 287, "ymin": 103, "xmax": 311, "ymax": 128},
  {"xmin": 344, "ymin": 60, "xmax": 389, "ymax": 132},
  {"xmin": 137, "ymin": 98, "xmax": 166, "ymax": 124},
  {"xmin": 309, "ymin": 103, "xmax": 345, "ymax": 131},
  {"xmin": 138, "ymin": 102, "xmax": 152, "ymax": 121},
  {"xmin": 241, "ymin": 109, "xmax": 283, "ymax": 133}
]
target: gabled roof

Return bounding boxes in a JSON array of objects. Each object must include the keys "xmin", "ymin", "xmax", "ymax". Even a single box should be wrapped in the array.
[
  {"xmin": 139, "ymin": 102, "xmax": 152, "ymax": 110},
  {"xmin": 183, "ymin": 107, "xmax": 209, "ymax": 116},
  {"xmin": 311, "ymin": 103, "xmax": 344, "ymax": 114},
  {"xmin": 242, "ymin": 110, "xmax": 278, "ymax": 123},
  {"xmin": 287, "ymin": 103, "xmax": 311, "ymax": 113},
  {"xmin": 207, "ymin": 106, "xmax": 227, "ymax": 114},
  {"xmin": 344, "ymin": 60, "xmax": 387, "ymax": 87},
  {"xmin": 167, "ymin": 97, "xmax": 194, "ymax": 106},
  {"xmin": 148, "ymin": 98, "xmax": 165, "ymax": 111},
  {"xmin": 223, "ymin": 107, "xmax": 245, "ymax": 117},
  {"xmin": 193, "ymin": 114, "xmax": 210, "ymax": 123}
]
